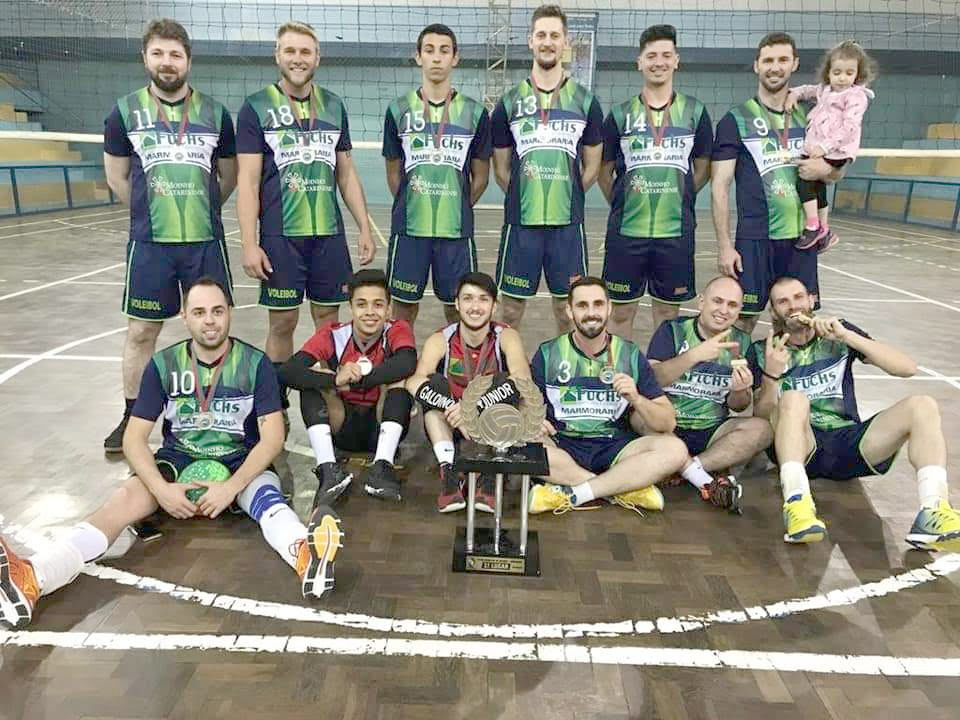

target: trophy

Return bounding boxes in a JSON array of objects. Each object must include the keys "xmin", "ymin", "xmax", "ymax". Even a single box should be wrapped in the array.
[{"xmin": 452, "ymin": 375, "xmax": 549, "ymax": 576}]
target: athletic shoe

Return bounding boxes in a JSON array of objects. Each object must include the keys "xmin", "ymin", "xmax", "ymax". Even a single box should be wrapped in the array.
[
  {"xmin": 436, "ymin": 463, "xmax": 465, "ymax": 513},
  {"xmin": 313, "ymin": 462, "xmax": 353, "ymax": 507},
  {"xmin": 782, "ymin": 493, "xmax": 827, "ymax": 543},
  {"xmin": 363, "ymin": 459, "xmax": 402, "ymax": 502},
  {"xmin": 609, "ymin": 485, "xmax": 665, "ymax": 514},
  {"xmin": 817, "ymin": 229, "xmax": 839, "ymax": 254},
  {"xmin": 475, "ymin": 474, "xmax": 497, "ymax": 514},
  {"xmin": 906, "ymin": 500, "xmax": 960, "ymax": 552},
  {"xmin": 296, "ymin": 505, "xmax": 343, "ymax": 599},
  {"xmin": 528, "ymin": 483, "xmax": 575, "ymax": 515},
  {"xmin": 795, "ymin": 225, "xmax": 828, "ymax": 251},
  {"xmin": 0, "ymin": 536, "xmax": 39, "ymax": 628},
  {"xmin": 103, "ymin": 412, "xmax": 129, "ymax": 454},
  {"xmin": 700, "ymin": 474, "xmax": 743, "ymax": 514}
]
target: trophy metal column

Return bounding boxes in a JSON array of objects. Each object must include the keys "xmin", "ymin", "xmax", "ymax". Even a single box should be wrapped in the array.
[{"xmin": 451, "ymin": 377, "xmax": 548, "ymax": 576}]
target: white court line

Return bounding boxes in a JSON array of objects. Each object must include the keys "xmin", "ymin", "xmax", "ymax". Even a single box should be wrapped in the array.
[
  {"xmin": 0, "ymin": 354, "xmax": 121, "ymax": 362},
  {"xmin": 0, "ymin": 263, "xmax": 124, "ymax": 302},
  {"xmin": 819, "ymin": 263, "xmax": 960, "ymax": 313},
  {"xmin": 831, "ymin": 221, "xmax": 960, "ymax": 255},
  {"xmin": 0, "ymin": 327, "xmax": 127, "ymax": 386},
  {"xmin": 0, "ymin": 207, "xmax": 126, "ymax": 232},
  {"xmin": 833, "ymin": 217, "xmax": 960, "ymax": 244},
  {"xmin": 53, "ymin": 216, "xmax": 128, "ymax": 228},
  {"xmin": 919, "ymin": 365, "xmax": 960, "ymax": 392},
  {"xmin": 1, "ymin": 630, "xmax": 958, "ymax": 676}
]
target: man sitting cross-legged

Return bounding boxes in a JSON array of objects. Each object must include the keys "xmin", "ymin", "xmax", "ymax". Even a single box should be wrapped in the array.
[
  {"xmin": 750, "ymin": 275, "xmax": 960, "ymax": 548},
  {"xmin": 279, "ymin": 269, "xmax": 416, "ymax": 504},
  {"xmin": 405, "ymin": 271, "xmax": 532, "ymax": 513},
  {"xmin": 0, "ymin": 278, "xmax": 342, "ymax": 629},
  {"xmin": 528, "ymin": 277, "xmax": 689, "ymax": 515},
  {"xmin": 647, "ymin": 276, "xmax": 773, "ymax": 513}
]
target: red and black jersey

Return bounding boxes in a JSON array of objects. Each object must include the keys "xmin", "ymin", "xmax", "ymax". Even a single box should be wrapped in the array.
[
  {"xmin": 437, "ymin": 321, "xmax": 508, "ymax": 401},
  {"xmin": 300, "ymin": 319, "xmax": 415, "ymax": 407}
]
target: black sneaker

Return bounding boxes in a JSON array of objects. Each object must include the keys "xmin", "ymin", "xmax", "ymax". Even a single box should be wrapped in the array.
[
  {"xmin": 363, "ymin": 459, "xmax": 402, "ymax": 502},
  {"xmin": 699, "ymin": 473, "xmax": 743, "ymax": 515},
  {"xmin": 475, "ymin": 474, "xmax": 496, "ymax": 514},
  {"xmin": 103, "ymin": 413, "xmax": 129, "ymax": 454},
  {"xmin": 313, "ymin": 462, "xmax": 354, "ymax": 507},
  {"xmin": 436, "ymin": 463, "xmax": 465, "ymax": 513}
]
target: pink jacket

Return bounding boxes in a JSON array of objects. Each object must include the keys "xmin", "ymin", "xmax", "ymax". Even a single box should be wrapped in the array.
[{"xmin": 792, "ymin": 83, "xmax": 875, "ymax": 160}]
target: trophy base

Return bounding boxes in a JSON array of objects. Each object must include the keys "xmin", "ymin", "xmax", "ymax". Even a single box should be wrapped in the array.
[{"xmin": 452, "ymin": 527, "xmax": 541, "ymax": 576}]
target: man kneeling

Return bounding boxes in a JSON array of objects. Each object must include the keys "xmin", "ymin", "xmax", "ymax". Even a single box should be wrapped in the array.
[
  {"xmin": 0, "ymin": 278, "xmax": 341, "ymax": 629},
  {"xmin": 529, "ymin": 277, "xmax": 688, "ymax": 514},
  {"xmin": 279, "ymin": 270, "xmax": 416, "ymax": 503},
  {"xmin": 647, "ymin": 276, "xmax": 773, "ymax": 513}
]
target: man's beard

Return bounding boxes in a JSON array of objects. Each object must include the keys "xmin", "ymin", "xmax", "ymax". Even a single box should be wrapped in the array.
[
  {"xmin": 535, "ymin": 55, "xmax": 558, "ymax": 71},
  {"xmin": 760, "ymin": 74, "xmax": 788, "ymax": 93},
  {"xmin": 280, "ymin": 65, "xmax": 315, "ymax": 89},
  {"xmin": 460, "ymin": 313, "xmax": 491, "ymax": 332},
  {"xmin": 150, "ymin": 68, "xmax": 186, "ymax": 93},
  {"xmin": 575, "ymin": 317, "xmax": 606, "ymax": 339}
]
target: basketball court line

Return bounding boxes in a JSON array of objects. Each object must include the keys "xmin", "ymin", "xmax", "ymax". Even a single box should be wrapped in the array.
[
  {"xmin": 0, "ymin": 263, "xmax": 124, "ymax": 303},
  {"xmin": 0, "ymin": 207, "xmax": 126, "ymax": 232},
  {"xmin": 819, "ymin": 263, "xmax": 960, "ymax": 313},
  {"xmin": 1, "ymin": 629, "xmax": 958, "ymax": 676},
  {"xmin": 832, "ymin": 217, "xmax": 960, "ymax": 244}
]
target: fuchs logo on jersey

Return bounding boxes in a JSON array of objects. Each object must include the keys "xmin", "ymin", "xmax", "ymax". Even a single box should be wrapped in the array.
[
  {"xmin": 401, "ymin": 132, "xmax": 471, "ymax": 172},
  {"xmin": 266, "ymin": 129, "xmax": 339, "ymax": 172},
  {"xmin": 546, "ymin": 385, "xmax": 628, "ymax": 422},
  {"xmin": 668, "ymin": 373, "xmax": 731, "ymax": 404},
  {"xmin": 512, "ymin": 117, "xmax": 586, "ymax": 159},
  {"xmin": 622, "ymin": 133, "xmax": 695, "ymax": 173},
  {"xmin": 781, "ymin": 357, "xmax": 847, "ymax": 400},
  {"xmin": 132, "ymin": 131, "xmax": 219, "ymax": 172},
  {"xmin": 149, "ymin": 175, "xmax": 204, "ymax": 198},
  {"xmin": 744, "ymin": 135, "xmax": 804, "ymax": 176},
  {"xmin": 167, "ymin": 395, "xmax": 255, "ymax": 434}
]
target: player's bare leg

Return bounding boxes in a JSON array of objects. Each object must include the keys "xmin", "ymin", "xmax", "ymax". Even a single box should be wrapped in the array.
[
  {"xmin": 608, "ymin": 302, "xmax": 638, "ymax": 340},
  {"xmin": 650, "ymin": 299, "xmax": 679, "ymax": 333}
]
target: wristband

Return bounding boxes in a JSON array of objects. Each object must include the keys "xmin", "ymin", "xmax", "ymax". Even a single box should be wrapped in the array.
[
  {"xmin": 761, "ymin": 369, "xmax": 782, "ymax": 381},
  {"xmin": 416, "ymin": 378, "xmax": 455, "ymax": 412}
]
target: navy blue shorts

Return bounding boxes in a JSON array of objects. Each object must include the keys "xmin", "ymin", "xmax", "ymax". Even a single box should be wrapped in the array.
[
  {"xmin": 386, "ymin": 233, "xmax": 477, "ymax": 303},
  {"xmin": 123, "ymin": 239, "xmax": 233, "ymax": 320},
  {"xmin": 154, "ymin": 448, "xmax": 249, "ymax": 480},
  {"xmin": 259, "ymin": 233, "xmax": 352, "ymax": 308},
  {"xmin": 736, "ymin": 237, "xmax": 820, "ymax": 316},
  {"xmin": 495, "ymin": 223, "xmax": 587, "ymax": 298},
  {"xmin": 767, "ymin": 416, "xmax": 897, "ymax": 481},
  {"xmin": 555, "ymin": 434, "xmax": 637, "ymax": 475},
  {"xmin": 602, "ymin": 231, "xmax": 695, "ymax": 304},
  {"xmin": 674, "ymin": 424, "xmax": 722, "ymax": 457}
]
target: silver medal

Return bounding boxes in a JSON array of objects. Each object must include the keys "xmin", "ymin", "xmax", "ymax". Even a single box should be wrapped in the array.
[
  {"xmin": 357, "ymin": 356, "xmax": 373, "ymax": 376},
  {"xmin": 599, "ymin": 365, "xmax": 616, "ymax": 384},
  {"xmin": 431, "ymin": 151, "xmax": 443, "ymax": 164},
  {"xmin": 194, "ymin": 411, "xmax": 214, "ymax": 430}
]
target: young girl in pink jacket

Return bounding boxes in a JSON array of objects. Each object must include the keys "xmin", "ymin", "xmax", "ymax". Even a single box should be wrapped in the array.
[{"xmin": 787, "ymin": 41, "xmax": 877, "ymax": 253}]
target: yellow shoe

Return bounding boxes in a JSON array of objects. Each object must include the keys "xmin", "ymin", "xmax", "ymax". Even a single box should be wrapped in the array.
[
  {"xmin": 782, "ymin": 494, "xmax": 827, "ymax": 543},
  {"xmin": 609, "ymin": 485, "xmax": 665, "ymax": 514},
  {"xmin": 906, "ymin": 500, "xmax": 960, "ymax": 552},
  {"xmin": 0, "ymin": 536, "xmax": 40, "ymax": 628},
  {"xmin": 528, "ymin": 483, "xmax": 575, "ymax": 515},
  {"xmin": 297, "ymin": 505, "xmax": 343, "ymax": 599}
]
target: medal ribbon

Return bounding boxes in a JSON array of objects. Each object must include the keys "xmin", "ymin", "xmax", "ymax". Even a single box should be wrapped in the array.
[
  {"xmin": 281, "ymin": 83, "xmax": 320, "ymax": 141},
  {"xmin": 572, "ymin": 331, "xmax": 614, "ymax": 374},
  {"xmin": 642, "ymin": 91, "xmax": 673, "ymax": 147},
  {"xmin": 151, "ymin": 87, "xmax": 192, "ymax": 146},
  {"xmin": 760, "ymin": 100, "xmax": 791, "ymax": 151},
  {"xmin": 419, "ymin": 88, "xmax": 454, "ymax": 157},
  {"xmin": 529, "ymin": 76, "xmax": 561, "ymax": 126},
  {"xmin": 351, "ymin": 329, "xmax": 384, "ymax": 360},
  {"xmin": 461, "ymin": 330, "xmax": 496, "ymax": 384},
  {"xmin": 190, "ymin": 340, "xmax": 231, "ymax": 415}
]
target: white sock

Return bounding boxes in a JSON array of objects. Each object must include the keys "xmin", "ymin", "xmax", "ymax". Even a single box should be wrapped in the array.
[
  {"xmin": 64, "ymin": 521, "xmax": 109, "ymax": 562},
  {"xmin": 681, "ymin": 456, "xmax": 712, "ymax": 490},
  {"xmin": 780, "ymin": 461, "xmax": 810, "ymax": 502},
  {"xmin": 433, "ymin": 440, "xmax": 456, "ymax": 466},
  {"xmin": 570, "ymin": 481, "xmax": 595, "ymax": 506},
  {"xmin": 917, "ymin": 465, "xmax": 948, "ymax": 509},
  {"xmin": 258, "ymin": 503, "xmax": 308, "ymax": 571},
  {"xmin": 29, "ymin": 542, "xmax": 84, "ymax": 596},
  {"xmin": 373, "ymin": 421, "xmax": 403, "ymax": 464},
  {"xmin": 307, "ymin": 424, "xmax": 336, "ymax": 465}
]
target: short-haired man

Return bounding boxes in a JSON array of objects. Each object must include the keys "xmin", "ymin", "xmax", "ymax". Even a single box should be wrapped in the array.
[
  {"xmin": 749, "ymin": 276, "xmax": 960, "ymax": 548},
  {"xmin": 0, "ymin": 279, "xmax": 343, "ymax": 629},
  {"xmin": 102, "ymin": 18, "xmax": 238, "ymax": 453},
  {"xmin": 491, "ymin": 4, "xmax": 604, "ymax": 332},
  {"xmin": 599, "ymin": 24, "xmax": 713, "ymax": 340},
  {"xmin": 383, "ymin": 23, "xmax": 491, "ymax": 331},
  {"xmin": 406, "ymin": 272, "xmax": 532, "ymax": 512},
  {"xmin": 527, "ymin": 277, "xmax": 689, "ymax": 514},
  {"xmin": 236, "ymin": 21, "xmax": 376, "ymax": 375},
  {"xmin": 712, "ymin": 32, "xmax": 845, "ymax": 333},
  {"xmin": 279, "ymin": 270, "xmax": 416, "ymax": 503},
  {"xmin": 647, "ymin": 276, "xmax": 773, "ymax": 513}
]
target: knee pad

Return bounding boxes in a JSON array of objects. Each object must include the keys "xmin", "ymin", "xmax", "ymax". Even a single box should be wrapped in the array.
[
  {"xmin": 382, "ymin": 387, "xmax": 413, "ymax": 428},
  {"xmin": 415, "ymin": 374, "xmax": 455, "ymax": 412},
  {"xmin": 300, "ymin": 388, "xmax": 330, "ymax": 427}
]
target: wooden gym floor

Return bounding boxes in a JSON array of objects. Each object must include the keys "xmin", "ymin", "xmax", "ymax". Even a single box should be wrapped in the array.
[{"xmin": 1, "ymin": 202, "xmax": 960, "ymax": 719}]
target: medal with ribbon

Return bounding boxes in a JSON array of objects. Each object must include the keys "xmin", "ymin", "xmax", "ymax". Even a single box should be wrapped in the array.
[
  {"xmin": 281, "ymin": 83, "xmax": 320, "ymax": 147},
  {"xmin": 419, "ymin": 88, "xmax": 453, "ymax": 164},
  {"xmin": 151, "ymin": 86, "xmax": 192, "ymax": 146},
  {"xmin": 189, "ymin": 340, "xmax": 231, "ymax": 431},
  {"xmin": 351, "ymin": 330, "xmax": 383, "ymax": 377},
  {"xmin": 641, "ymin": 91, "xmax": 673, "ymax": 147}
]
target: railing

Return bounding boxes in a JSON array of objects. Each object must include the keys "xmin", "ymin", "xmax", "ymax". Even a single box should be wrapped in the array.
[
  {"xmin": 0, "ymin": 162, "xmax": 115, "ymax": 216},
  {"xmin": 833, "ymin": 175, "xmax": 960, "ymax": 232}
]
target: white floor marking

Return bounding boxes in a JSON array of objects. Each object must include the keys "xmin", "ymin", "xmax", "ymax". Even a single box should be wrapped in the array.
[
  {"xmin": 918, "ymin": 365, "xmax": 960, "ymax": 392},
  {"xmin": 0, "ymin": 327, "xmax": 128, "ymax": 386},
  {"xmin": 0, "ymin": 207, "xmax": 126, "ymax": 232},
  {"xmin": 833, "ymin": 217, "xmax": 960, "ymax": 244},
  {"xmin": 819, "ymin": 263, "xmax": 960, "ymax": 313},
  {"xmin": 1, "ymin": 629, "xmax": 959, "ymax": 675},
  {"xmin": 0, "ymin": 263, "xmax": 124, "ymax": 302},
  {"xmin": 0, "ymin": 354, "xmax": 122, "ymax": 362}
]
